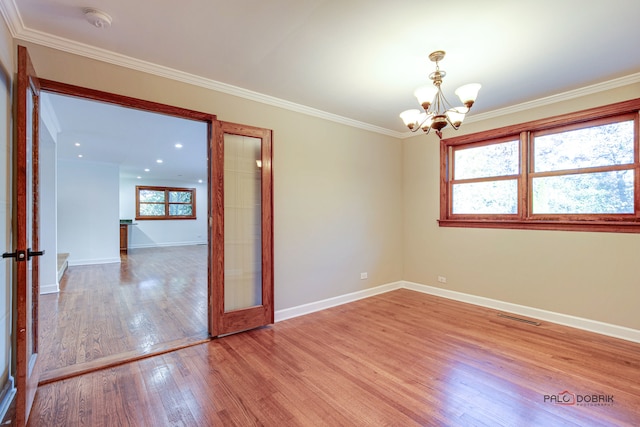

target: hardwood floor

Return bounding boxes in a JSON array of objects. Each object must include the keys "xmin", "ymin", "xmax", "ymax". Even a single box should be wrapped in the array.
[
  {"xmin": 38, "ymin": 245, "xmax": 209, "ymax": 383},
  {"xmin": 29, "ymin": 289, "xmax": 640, "ymax": 426}
]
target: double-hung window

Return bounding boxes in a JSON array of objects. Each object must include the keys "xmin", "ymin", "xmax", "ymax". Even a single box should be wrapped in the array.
[
  {"xmin": 136, "ymin": 185, "xmax": 196, "ymax": 220},
  {"xmin": 440, "ymin": 99, "xmax": 640, "ymax": 232}
]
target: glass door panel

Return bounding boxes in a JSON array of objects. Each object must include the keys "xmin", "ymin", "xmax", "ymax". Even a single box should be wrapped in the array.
[{"xmin": 224, "ymin": 133, "xmax": 263, "ymax": 311}]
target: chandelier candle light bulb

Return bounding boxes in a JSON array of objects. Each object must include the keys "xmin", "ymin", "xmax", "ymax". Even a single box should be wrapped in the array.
[{"xmin": 400, "ymin": 50, "xmax": 480, "ymax": 138}]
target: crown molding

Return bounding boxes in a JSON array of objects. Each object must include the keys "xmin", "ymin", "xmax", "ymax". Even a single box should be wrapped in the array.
[
  {"xmin": 468, "ymin": 72, "xmax": 640, "ymax": 124},
  {"xmin": 0, "ymin": 0, "xmax": 23, "ymax": 37},
  {"xmin": 400, "ymin": 72, "xmax": 640, "ymax": 139},
  {"xmin": 2, "ymin": 0, "xmax": 638, "ymax": 141},
  {"xmin": 0, "ymin": 0, "xmax": 404, "ymax": 139}
]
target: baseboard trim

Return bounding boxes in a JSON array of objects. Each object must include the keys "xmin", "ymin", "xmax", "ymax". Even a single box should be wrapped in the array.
[
  {"xmin": 402, "ymin": 281, "xmax": 640, "ymax": 344},
  {"xmin": 40, "ymin": 282, "xmax": 60, "ymax": 295},
  {"xmin": 129, "ymin": 241, "xmax": 207, "ymax": 249},
  {"xmin": 68, "ymin": 257, "xmax": 121, "ymax": 267},
  {"xmin": 274, "ymin": 282, "xmax": 403, "ymax": 322},
  {"xmin": 274, "ymin": 280, "xmax": 640, "ymax": 344},
  {"xmin": 0, "ymin": 376, "xmax": 15, "ymax": 423}
]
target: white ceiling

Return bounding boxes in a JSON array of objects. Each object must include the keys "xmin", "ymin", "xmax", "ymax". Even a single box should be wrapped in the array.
[
  {"xmin": 3, "ymin": 0, "xmax": 640, "ymax": 178},
  {"xmin": 44, "ymin": 92, "xmax": 209, "ymax": 183}
]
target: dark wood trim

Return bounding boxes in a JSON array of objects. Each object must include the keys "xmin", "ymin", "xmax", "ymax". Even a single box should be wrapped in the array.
[
  {"xmin": 440, "ymin": 98, "xmax": 640, "ymax": 231},
  {"xmin": 212, "ymin": 121, "xmax": 274, "ymax": 336},
  {"xmin": 438, "ymin": 218, "xmax": 640, "ymax": 233},
  {"xmin": 443, "ymin": 98, "xmax": 640, "ymax": 146},
  {"xmin": 210, "ymin": 121, "xmax": 225, "ymax": 336},
  {"xmin": 15, "ymin": 44, "xmax": 42, "ymax": 427},
  {"xmin": 39, "ymin": 78, "xmax": 214, "ymax": 122},
  {"xmin": 38, "ymin": 334, "xmax": 211, "ymax": 386},
  {"xmin": 135, "ymin": 185, "xmax": 197, "ymax": 220}
]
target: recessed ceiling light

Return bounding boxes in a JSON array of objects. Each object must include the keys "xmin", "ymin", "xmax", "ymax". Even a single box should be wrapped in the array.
[
  {"xmin": 198, "ymin": 179, "xmax": 203, "ymax": 183},
  {"xmin": 137, "ymin": 176, "xmax": 142, "ymax": 179},
  {"xmin": 78, "ymin": 154, "xmax": 83, "ymax": 158},
  {"xmin": 74, "ymin": 142, "xmax": 81, "ymax": 147},
  {"xmin": 156, "ymin": 159, "xmax": 163, "ymax": 164},
  {"xmin": 144, "ymin": 168, "xmax": 150, "ymax": 172},
  {"xmin": 175, "ymin": 143, "xmax": 183, "ymax": 148}
]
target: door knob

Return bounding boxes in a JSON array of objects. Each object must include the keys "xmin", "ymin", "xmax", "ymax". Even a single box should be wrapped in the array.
[
  {"xmin": 2, "ymin": 249, "xmax": 44, "ymax": 261},
  {"xmin": 27, "ymin": 248, "xmax": 45, "ymax": 260},
  {"xmin": 2, "ymin": 250, "xmax": 26, "ymax": 261}
]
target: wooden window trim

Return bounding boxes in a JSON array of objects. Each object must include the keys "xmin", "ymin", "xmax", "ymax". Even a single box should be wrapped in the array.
[
  {"xmin": 135, "ymin": 185, "xmax": 196, "ymax": 220},
  {"xmin": 439, "ymin": 98, "xmax": 640, "ymax": 233}
]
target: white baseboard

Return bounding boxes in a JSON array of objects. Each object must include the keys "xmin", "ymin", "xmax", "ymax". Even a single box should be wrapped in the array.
[
  {"xmin": 275, "ymin": 280, "xmax": 640, "ymax": 344},
  {"xmin": 0, "ymin": 376, "xmax": 15, "ymax": 423},
  {"xmin": 40, "ymin": 281, "xmax": 59, "ymax": 294},
  {"xmin": 129, "ymin": 241, "xmax": 207, "ymax": 249},
  {"xmin": 275, "ymin": 282, "xmax": 403, "ymax": 322},
  {"xmin": 402, "ymin": 281, "xmax": 640, "ymax": 344},
  {"xmin": 68, "ymin": 257, "xmax": 121, "ymax": 267}
]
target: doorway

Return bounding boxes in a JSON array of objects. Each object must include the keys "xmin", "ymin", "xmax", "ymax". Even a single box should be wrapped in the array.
[
  {"xmin": 10, "ymin": 46, "xmax": 274, "ymax": 424},
  {"xmin": 38, "ymin": 90, "xmax": 211, "ymax": 383}
]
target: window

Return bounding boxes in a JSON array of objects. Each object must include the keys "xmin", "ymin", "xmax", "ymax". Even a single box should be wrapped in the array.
[
  {"xmin": 440, "ymin": 99, "xmax": 640, "ymax": 233},
  {"xmin": 135, "ymin": 186, "xmax": 196, "ymax": 220}
]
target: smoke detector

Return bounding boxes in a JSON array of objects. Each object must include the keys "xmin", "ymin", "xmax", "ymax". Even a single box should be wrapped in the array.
[{"xmin": 83, "ymin": 8, "xmax": 112, "ymax": 28}]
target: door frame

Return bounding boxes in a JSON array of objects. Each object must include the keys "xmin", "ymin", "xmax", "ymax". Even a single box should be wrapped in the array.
[
  {"xmin": 12, "ymin": 43, "xmax": 42, "ymax": 427},
  {"xmin": 36, "ymin": 79, "xmax": 275, "ymax": 337}
]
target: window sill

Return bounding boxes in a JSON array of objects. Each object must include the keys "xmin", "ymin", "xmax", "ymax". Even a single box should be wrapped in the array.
[{"xmin": 437, "ymin": 219, "xmax": 640, "ymax": 233}]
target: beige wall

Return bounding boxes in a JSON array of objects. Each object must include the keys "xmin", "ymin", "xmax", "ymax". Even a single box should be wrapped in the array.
[
  {"xmin": 403, "ymin": 82, "xmax": 640, "ymax": 331},
  {"xmin": 14, "ymin": 41, "xmax": 640, "ymax": 333},
  {"xmin": 20, "ymin": 42, "xmax": 404, "ymax": 311}
]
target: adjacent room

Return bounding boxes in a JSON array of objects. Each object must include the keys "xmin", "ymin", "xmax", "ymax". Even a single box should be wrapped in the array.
[{"xmin": 38, "ymin": 92, "xmax": 211, "ymax": 381}]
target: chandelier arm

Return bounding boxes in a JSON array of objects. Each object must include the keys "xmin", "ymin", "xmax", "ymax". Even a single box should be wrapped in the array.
[{"xmin": 445, "ymin": 114, "xmax": 460, "ymax": 131}]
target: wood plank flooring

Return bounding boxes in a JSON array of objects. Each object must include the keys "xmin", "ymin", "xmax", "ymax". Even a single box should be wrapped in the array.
[
  {"xmin": 38, "ymin": 245, "xmax": 209, "ymax": 383},
  {"xmin": 29, "ymin": 288, "xmax": 640, "ymax": 426}
]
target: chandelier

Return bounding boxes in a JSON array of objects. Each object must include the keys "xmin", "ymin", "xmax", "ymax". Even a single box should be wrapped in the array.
[{"xmin": 399, "ymin": 50, "xmax": 481, "ymax": 138}]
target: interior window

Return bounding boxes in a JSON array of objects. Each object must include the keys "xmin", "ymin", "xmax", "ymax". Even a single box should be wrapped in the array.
[{"xmin": 136, "ymin": 185, "xmax": 196, "ymax": 220}]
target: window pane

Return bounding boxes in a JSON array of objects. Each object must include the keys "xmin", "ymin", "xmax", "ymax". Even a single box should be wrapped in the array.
[
  {"xmin": 139, "ymin": 190, "xmax": 165, "ymax": 203},
  {"xmin": 452, "ymin": 180, "xmax": 518, "ymax": 214},
  {"xmin": 534, "ymin": 120, "xmax": 634, "ymax": 172},
  {"xmin": 169, "ymin": 204, "xmax": 193, "ymax": 216},
  {"xmin": 169, "ymin": 191, "xmax": 192, "ymax": 203},
  {"xmin": 454, "ymin": 140, "xmax": 519, "ymax": 180},
  {"xmin": 140, "ymin": 203, "xmax": 165, "ymax": 216},
  {"xmin": 532, "ymin": 170, "xmax": 634, "ymax": 214}
]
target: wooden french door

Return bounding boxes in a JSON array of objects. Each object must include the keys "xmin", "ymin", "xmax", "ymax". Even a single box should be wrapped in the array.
[
  {"xmin": 9, "ymin": 45, "xmax": 43, "ymax": 426},
  {"xmin": 210, "ymin": 121, "xmax": 274, "ymax": 336}
]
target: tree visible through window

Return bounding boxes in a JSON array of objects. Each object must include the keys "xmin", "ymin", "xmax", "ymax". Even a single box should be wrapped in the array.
[
  {"xmin": 136, "ymin": 186, "xmax": 196, "ymax": 220},
  {"xmin": 440, "ymin": 99, "xmax": 640, "ymax": 233}
]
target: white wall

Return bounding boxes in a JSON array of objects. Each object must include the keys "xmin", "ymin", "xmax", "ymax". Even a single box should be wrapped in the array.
[
  {"xmin": 57, "ymin": 159, "xmax": 120, "ymax": 266},
  {"xmin": 119, "ymin": 177, "xmax": 207, "ymax": 248},
  {"xmin": 39, "ymin": 122, "xmax": 58, "ymax": 293}
]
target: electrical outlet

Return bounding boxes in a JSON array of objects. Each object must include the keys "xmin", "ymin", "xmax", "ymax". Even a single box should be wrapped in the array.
[
  {"xmin": 360, "ymin": 272, "xmax": 368, "ymax": 280},
  {"xmin": 437, "ymin": 276, "xmax": 447, "ymax": 284}
]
